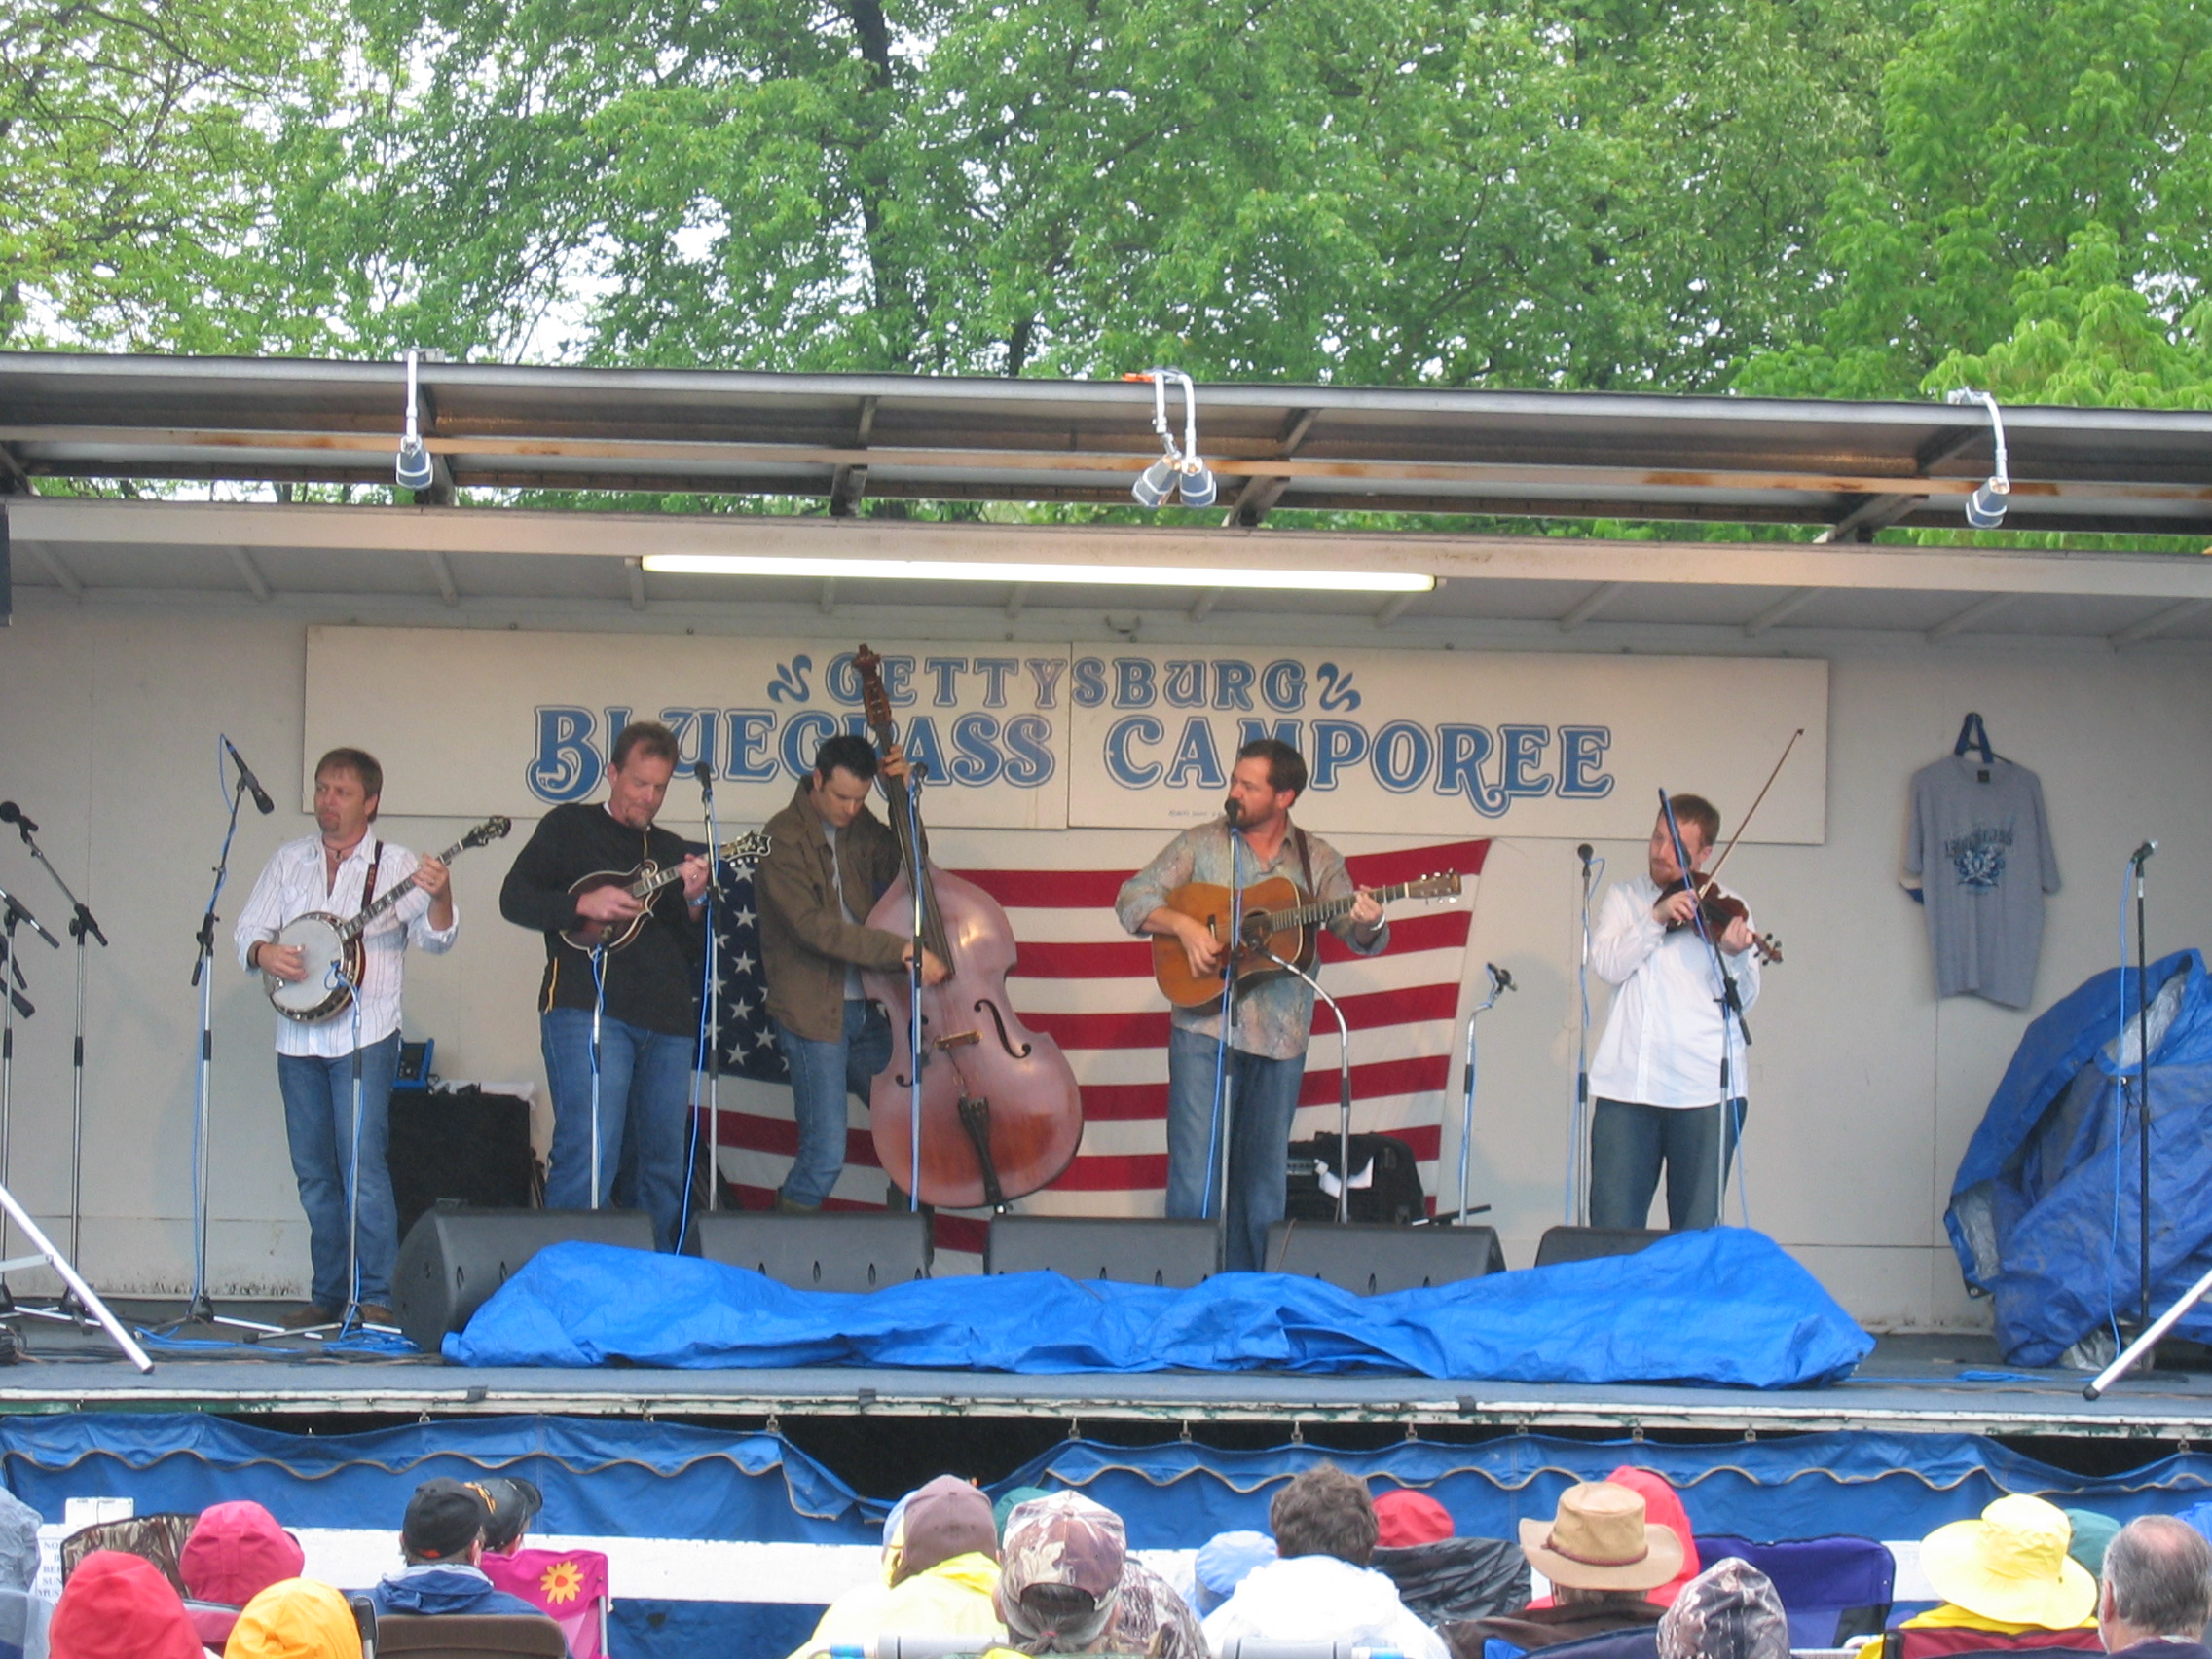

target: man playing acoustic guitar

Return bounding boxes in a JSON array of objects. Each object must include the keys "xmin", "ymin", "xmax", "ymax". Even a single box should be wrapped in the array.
[
  {"xmin": 1116, "ymin": 739, "xmax": 1387, "ymax": 1272},
  {"xmin": 236, "ymin": 747, "xmax": 456, "ymax": 1328}
]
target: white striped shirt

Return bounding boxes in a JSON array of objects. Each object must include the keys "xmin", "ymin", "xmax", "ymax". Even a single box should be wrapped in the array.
[{"xmin": 233, "ymin": 832, "xmax": 459, "ymax": 1058}]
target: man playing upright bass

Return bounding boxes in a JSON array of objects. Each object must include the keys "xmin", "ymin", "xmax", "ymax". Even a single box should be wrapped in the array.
[
  {"xmin": 235, "ymin": 747, "xmax": 456, "ymax": 1328},
  {"xmin": 1117, "ymin": 739, "xmax": 1389, "ymax": 1272}
]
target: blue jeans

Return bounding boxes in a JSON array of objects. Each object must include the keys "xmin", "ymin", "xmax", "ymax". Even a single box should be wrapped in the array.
[
  {"xmin": 276, "ymin": 1032, "xmax": 401, "ymax": 1310},
  {"xmin": 1166, "ymin": 1026, "xmax": 1306, "ymax": 1273},
  {"xmin": 541, "ymin": 1008, "xmax": 693, "ymax": 1251},
  {"xmin": 775, "ymin": 1001, "xmax": 893, "ymax": 1208},
  {"xmin": 1589, "ymin": 1096, "xmax": 1745, "ymax": 1230}
]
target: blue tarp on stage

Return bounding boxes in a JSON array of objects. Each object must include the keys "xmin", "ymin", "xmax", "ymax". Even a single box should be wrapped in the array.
[
  {"xmin": 446, "ymin": 1226, "xmax": 1872, "ymax": 1387},
  {"xmin": 1946, "ymin": 947, "xmax": 2212, "ymax": 1364}
]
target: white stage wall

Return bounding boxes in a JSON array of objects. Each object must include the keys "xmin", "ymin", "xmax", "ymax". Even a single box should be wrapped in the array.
[{"xmin": 2, "ymin": 599, "xmax": 2208, "ymax": 1328}]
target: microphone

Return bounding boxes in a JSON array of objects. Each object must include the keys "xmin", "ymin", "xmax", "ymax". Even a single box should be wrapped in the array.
[
  {"xmin": 224, "ymin": 739, "xmax": 276, "ymax": 815},
  {"xmin": 2131, "ymin": 839, "xmax": 2158, "ymax": 867},
  {"xmin": 1576, "ymin": 842, "xmax": 1593, "ymax": 870},
  {"xmin": 694, "ymin": 758, "xmax": 715, "ymax": 798},
  {"xmin": 1223, "ymin": 796, "xmax": 1242, "ymax": 828},
  {"xmin": 1487, "ymin": 962, "xmax": 1516, "ymax": 993},
  {"xmin": 0, "ymin": 803, "xmax": 36, "ymax": 834}
]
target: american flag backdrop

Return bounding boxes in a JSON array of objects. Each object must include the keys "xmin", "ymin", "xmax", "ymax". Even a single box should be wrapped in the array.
[{"xmin": 700, "ymin": 835, "xmax": 1490, "ymax": 1264}]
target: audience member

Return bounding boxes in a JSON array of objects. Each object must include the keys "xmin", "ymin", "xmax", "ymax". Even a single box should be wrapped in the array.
[
  {"xmin": 0, "ymin": 1488, "xmax": 52, "ymax": 1659},
  {"xmin": 477, "ymin": 1478, "xmax": 544, "ymax": 1556},
  {"xmin": 47, "ymin": 1550, "xmax": 202, "ymax": 1659},
  {"xmin": 1369, "ymin": 1490, "xmax": 1529, "ymax": 1630},
  {"xmin": 1445, "ymin": 1482, "xmax": 1678, "ymax": 1658},
  {"xmin": 1201, "ymin": 1463, "xmax": 1448, "ymax": 1659},
  {"xmin": 1859, "ymin": 1493, "xmax": 2099, "ymax": 1659},
  {"xmin": 788, "ymin": 1475, "xmax": 1004, "ymax": 1659},
  {"xmin": 2068, "ymin": 1511, "xmax": 2124, "ymax": 1581},
  {"xmin": 366, "ymin": 1478, "xmax": 571, "ymax": 1656},
  {"xmin": 225, "ymin": 1578, "xmax": 362, "ymax": 1659},
  {"xmin": 1658, "ymin": 1559, "xmax": 1789, "ymax": 1659},
  {"xmin": 2097, "ymin": 1516, "xmax": 2212, "ymax": 1659},
  {"xmin": 180, "ymin": 1500, "xmax": 307, "ymax": 1648},
  {"xmin": 1185, "ymin": 1531, "xmax": 1274, "ymax": 1617},
  {"xmin": 996, "ymin": 1491, "xmax": 1203, "ymax": 1658}
]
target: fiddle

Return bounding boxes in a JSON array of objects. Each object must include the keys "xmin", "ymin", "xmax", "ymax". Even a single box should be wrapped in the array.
[
  {"xmin": 1657, "ymin": 874, "xmax": 1782, "ymax": 964},
  {"xmin": 851, "ymin": 645, "xmax": 1085, "ymax": 1209}
]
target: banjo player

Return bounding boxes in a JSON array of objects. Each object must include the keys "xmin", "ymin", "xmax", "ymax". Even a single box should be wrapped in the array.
[{"xmin": 235, "ymin": 746, "xmax": 456, "ymax": 1329}]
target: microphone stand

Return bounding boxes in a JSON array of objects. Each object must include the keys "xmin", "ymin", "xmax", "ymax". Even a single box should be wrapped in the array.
[
  {"xmin": 1449, "ymin": 964, "xmax": 1512, "ymax": 1227},
  {"xmin": 698, "ymin": 766, "xmax": 723, "ymax": 1219},
  {"xmin": 2130, "ymin": 840, "xmax": 2157, "ymax": 1336},
  {"xmin": 1206, "ymin": 816, "xmax": 1247, "ymax": 1266},
  {"xmin": 903, "ymin": 764, "xmax": 929, "ymax": 1213},
  {"xmin": 1571, "ymin": 845, "xmax": 1598, "ymax": 1225},
  {"xmin": 6, "ymin": 812, "xmax": 104, "ymax": 1322},
  {"xmin": 0, "ymin": 887, "xmax": 56, "ymax": 1311},
  {"xmin": 1261, "ymin": 948, "xmax": 1351, "ymax": 1222},
  {"xmin": 1658, "ymin": 792, "xmax": 1751, "ymax": 1228}
]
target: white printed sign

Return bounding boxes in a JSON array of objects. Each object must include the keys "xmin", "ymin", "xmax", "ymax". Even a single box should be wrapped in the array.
[{"xmin": 304, "ymin": 628, "xmax": 1826, "ymax": 841}]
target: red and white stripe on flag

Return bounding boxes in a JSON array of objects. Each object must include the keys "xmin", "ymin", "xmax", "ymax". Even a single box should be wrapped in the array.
[{"xmin": 713, "ymin": 836, "xmax": 1488, "ymax": 1264}]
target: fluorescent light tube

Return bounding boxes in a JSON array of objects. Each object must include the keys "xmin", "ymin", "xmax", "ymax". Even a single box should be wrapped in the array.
[{"xmin": 637, "ymin": 554, "xmax": 1433, "ymax": 594}]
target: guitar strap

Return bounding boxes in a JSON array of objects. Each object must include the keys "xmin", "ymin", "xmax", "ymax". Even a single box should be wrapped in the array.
[{"xmin": 1292, "ymin": 825, "xmax": 1320, "ymax": 973}]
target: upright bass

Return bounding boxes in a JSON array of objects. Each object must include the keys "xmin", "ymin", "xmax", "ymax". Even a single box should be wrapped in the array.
[{"xmin": 853, "ymin": 645, "xmax": 1084, "ymax": 1208}]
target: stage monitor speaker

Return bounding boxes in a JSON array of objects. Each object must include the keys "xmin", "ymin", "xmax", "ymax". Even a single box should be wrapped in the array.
[
  {"xmin": 1264, "ymin": 1219, "xmax": 1505, "ymax": 1294},
  {"xmin": 696, "ymin": 1209, "xmax": 931, "ymax": 1293},
  {"xmin": 984, "ymin": 1216, "xmax": 1216, "ymax": 1287},
  {"xmin": 1533, "ymin": 1225, "xmax": 1669, "ymax": 1268},
  {"xmin": 391, "ymin": 1207, "xmax": 654, "ymax": 1354}
]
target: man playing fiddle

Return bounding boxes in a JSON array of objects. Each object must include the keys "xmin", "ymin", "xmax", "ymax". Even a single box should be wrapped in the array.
[{"xmin": 1587, "ymin": 793, "xmax": 1760, "ymax": 1232}]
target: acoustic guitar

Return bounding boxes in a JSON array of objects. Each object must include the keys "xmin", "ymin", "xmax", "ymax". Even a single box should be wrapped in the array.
[
  {"xmin": 559, "ymin": 830, "xmax": 771, "ymax": 952},
  {"xmin": 263, "ymin": 817, "xmax": 512, "ymax": 1023},
  {"xmin": 1151, "ymin": 870, "xmax": 1463, "ymax": 1008}
]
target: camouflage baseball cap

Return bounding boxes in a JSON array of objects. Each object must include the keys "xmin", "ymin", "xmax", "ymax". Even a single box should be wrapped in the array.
[
  {"xmin": 1002, "ymin": 1492, "xmax": 1125, "ymax": 1602},
  {"xmin": 1657, "ymin": 1557, "xmax": 1789, "ymax": 1659}
]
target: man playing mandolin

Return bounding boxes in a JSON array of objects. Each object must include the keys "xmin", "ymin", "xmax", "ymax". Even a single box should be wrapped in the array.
[
  {"xmin": 1587, "ymin": 794, "xmax": 1761, "ymax": 1232},
  {"xmin": 235, "ymin": 747, "xmax": 456, "ymax": 1328},
  {"xmin": 499, "ymin": 720, "xmax": 710, "ymax": 1251},
  {"xmin": 756, "ymin": 733, "xmax": 946, "ymax": 1211},
  {"xmin": 1117, "ymin": 739, "xmax": 1387, "ymax": 1273}
]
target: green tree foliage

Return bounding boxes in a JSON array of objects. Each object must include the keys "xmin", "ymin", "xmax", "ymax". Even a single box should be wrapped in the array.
[{"xmin": 0, "ymin": 0, "xmax": 342, "ymax": 350}]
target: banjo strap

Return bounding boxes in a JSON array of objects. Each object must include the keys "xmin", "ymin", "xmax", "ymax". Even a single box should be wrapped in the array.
[{"xmin": 360, "ymin": 842, "xmax": 384, "ymax": 918}]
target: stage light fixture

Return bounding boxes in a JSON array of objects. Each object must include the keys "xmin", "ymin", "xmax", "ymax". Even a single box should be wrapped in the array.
[
  {"xmin": 395, "ymin": 349, "xmax": 435, "ymax": 493},
  {"xmin": 1124, "ymin": 368, "xmax": 1215, "ymax": 508},
  {"xmin": 1945, "ymin": 387, "xmax": 2011, "ymax": 530},
  {"xmin": 637, "ymin": 552, "xmax": 1434, "ymax": 595}
]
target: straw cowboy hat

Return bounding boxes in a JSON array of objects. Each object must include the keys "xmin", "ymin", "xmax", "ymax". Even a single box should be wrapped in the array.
[
  {"xmin": 1520, "ymin": 1482, "xmax": 1687, "ymax": 1592},
  {"xmin": 1919, "ymin": 1494, "xmax": 2097, "ymax": 1628}
]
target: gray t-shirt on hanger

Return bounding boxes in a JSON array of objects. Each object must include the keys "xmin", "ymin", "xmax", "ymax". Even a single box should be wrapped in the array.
[{"xmin": 1904, "ymin": 753, "xmax": 2061, "ymax": 1009}]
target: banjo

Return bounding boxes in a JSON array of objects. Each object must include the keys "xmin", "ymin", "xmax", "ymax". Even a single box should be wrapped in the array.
[
  {"xmin": 559, "ymin": 830, "xmax": 772, "ymax": 953},
  {"xmin": 262, "ymin": 817, "xmax": 512, "ymax": 1023}
]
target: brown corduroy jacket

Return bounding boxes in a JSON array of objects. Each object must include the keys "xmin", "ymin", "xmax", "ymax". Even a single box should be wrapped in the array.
[{"xmin": 756, "ymin": 781, "xmax": 910, "ymax": 1042}]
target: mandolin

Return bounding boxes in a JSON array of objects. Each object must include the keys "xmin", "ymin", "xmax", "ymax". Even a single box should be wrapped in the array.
[
  {"xmin": 264, "ymin": 817, "xmax": 511, "ymax": 1022},
  {"xmin": 1152, "ymin": 870, "xmax": 1463, "ymax": 1009},
  {"xmin": 559, "ymin": 830, "xmax": 771, "ymax": 952}
]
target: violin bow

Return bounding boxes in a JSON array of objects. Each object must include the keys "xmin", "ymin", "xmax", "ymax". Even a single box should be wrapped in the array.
[{"xmin": 1701, "ymin": 727, "xmax": 1805, "ymax": 887}]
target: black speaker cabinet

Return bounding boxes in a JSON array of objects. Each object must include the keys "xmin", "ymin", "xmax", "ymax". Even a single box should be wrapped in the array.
[
  {"xmin": 1533, "ymin": 1225, "xmax": 1670, "ymax": 1268},
  {"xmin": 1264, "ymin": 1219, "xmax": 1506, "ymax": 1294},
  {"xmin": 696, "ymin": 1209, "xmax": 931, "ymax": 1292},
  {"xmin": 984, "ymin": 1216, "xmax": 1217, "ymax": 1287},
  {"xmin": 391, "ymin": 1207, "xmax": 654, "ymax": 1354}
]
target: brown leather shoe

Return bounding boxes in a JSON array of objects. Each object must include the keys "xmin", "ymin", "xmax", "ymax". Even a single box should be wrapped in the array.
[
  {"xmin": 278, "ymin": 1304, "xmax": 336, "ymax": 1329},
  {"xmin": 356, "ymin": 1304, "xmax": 397, "ymax": 1328}
]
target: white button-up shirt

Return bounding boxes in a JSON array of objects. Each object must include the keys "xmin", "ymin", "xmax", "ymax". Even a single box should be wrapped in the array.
[
  {"xmin": 233, "ymin": 832, "xmax": 460, "ymax": 1058},
  {"xmin": 1588, "ymin": 870, "xmax": 1759, "ymax": 1109}
]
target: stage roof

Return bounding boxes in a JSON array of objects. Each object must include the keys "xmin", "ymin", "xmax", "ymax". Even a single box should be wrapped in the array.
[
  {"xmin": 4, "ymin": 350, "xmax": 2211, "ymax": 536},
  {"xmin": 5, "ymin": 352, "xmax": 2212, "ymax": 646}
]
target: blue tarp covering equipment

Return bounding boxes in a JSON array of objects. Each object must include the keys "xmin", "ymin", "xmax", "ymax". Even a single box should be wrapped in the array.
[
  {"xmin": 1946, "ymin": 948, "xmax": 2212, "ymax": 1365},
  {"xmin": 446, "ymin": 1226, "xmax": 1872, "ymax": 1388}
]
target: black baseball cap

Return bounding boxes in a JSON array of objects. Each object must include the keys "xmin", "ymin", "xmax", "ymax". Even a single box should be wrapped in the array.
[
  {"xmin": 478, "ymin": 1477, "xmax": 543, "ymax": 1551},
  {"xmin": 402, "ymin": 1479, "xmax": 489, "ymax": 1562}
]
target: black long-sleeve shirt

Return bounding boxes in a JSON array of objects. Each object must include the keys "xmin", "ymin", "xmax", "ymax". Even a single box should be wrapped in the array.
[{"xmin": 498, "ymin": 803, "xmax": 702, "ymax": 1037}]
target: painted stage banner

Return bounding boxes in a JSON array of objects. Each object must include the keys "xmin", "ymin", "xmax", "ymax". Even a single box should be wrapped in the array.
[
  {"xmin": 1062, "ymin": 646, "xmax": 1827, "ymax": 841},
  {"xmin": 303, "ymin": 626, "xmax": 1071, "ymax": 830},
  {"xmin": 304, "ymin": 628, "xmax": 1826, "ymax": 841}
]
